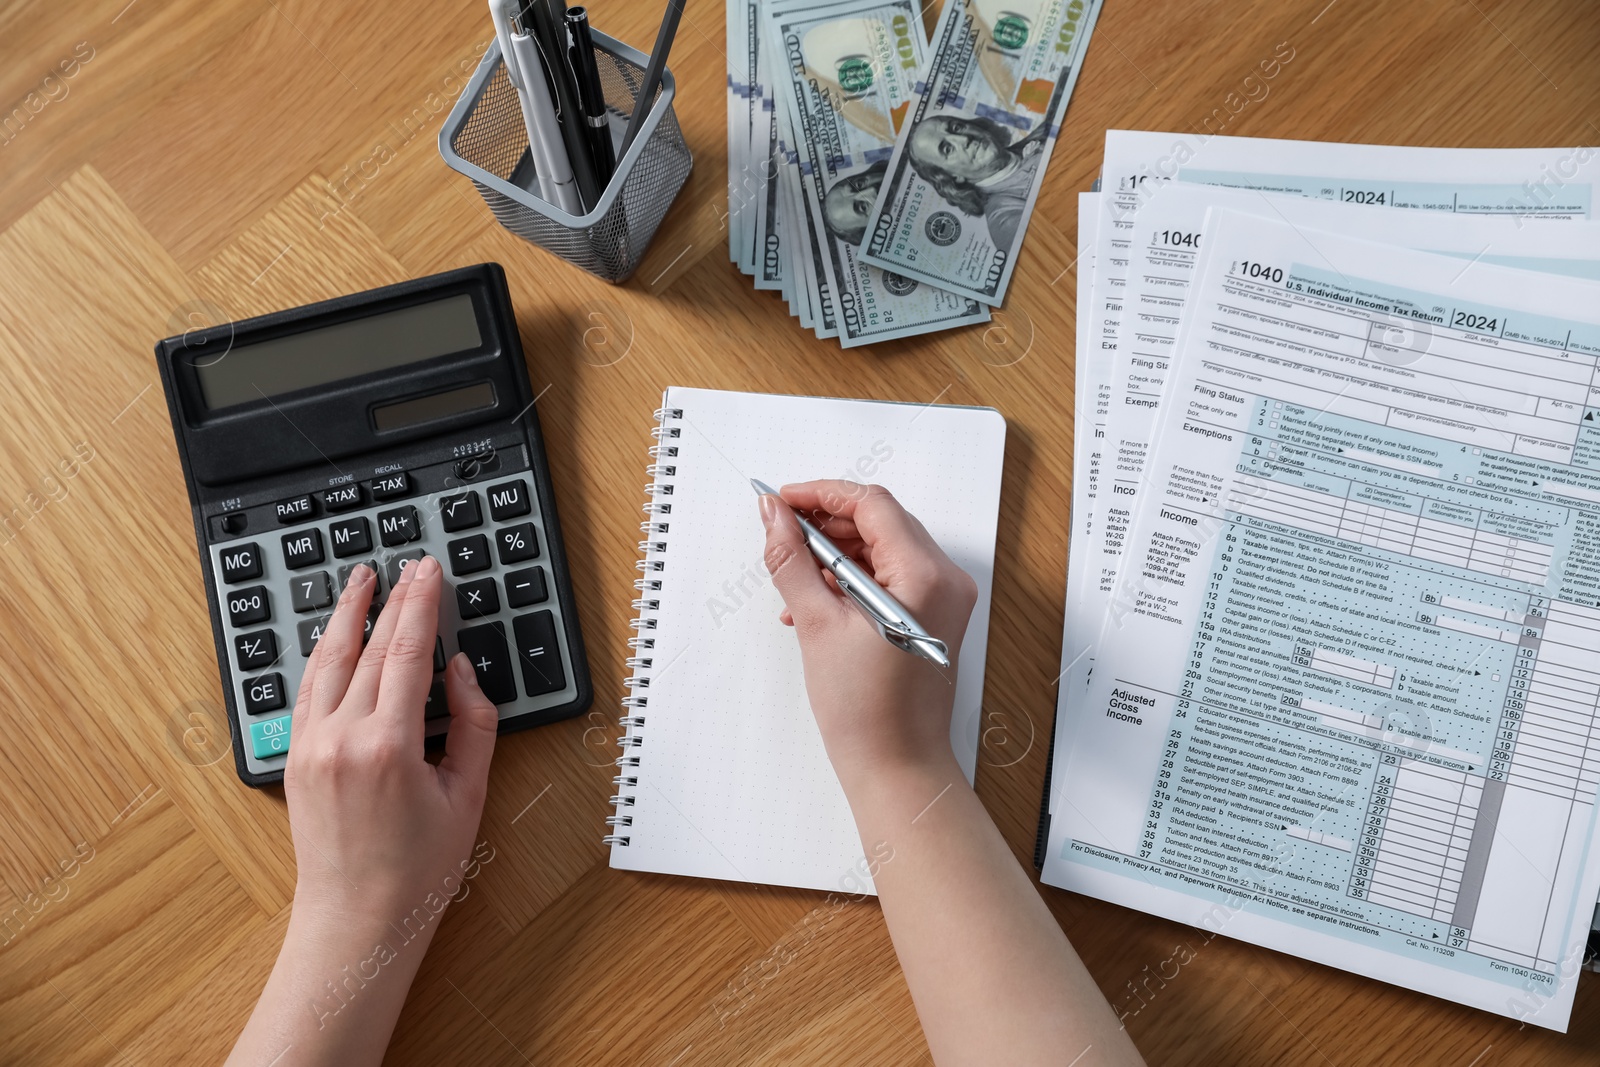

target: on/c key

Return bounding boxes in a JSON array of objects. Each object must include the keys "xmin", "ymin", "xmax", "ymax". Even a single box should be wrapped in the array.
[{"xmin": 249, "ymin": 715, "xmax": 291, "ymax": 759}]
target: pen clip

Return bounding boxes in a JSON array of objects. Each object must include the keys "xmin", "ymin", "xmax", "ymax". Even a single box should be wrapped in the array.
[{"xmin": 490, "ymin": 0, "xmax": 525, "ymax": 89}]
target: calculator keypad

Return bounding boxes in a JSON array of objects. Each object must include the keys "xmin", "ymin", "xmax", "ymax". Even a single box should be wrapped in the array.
[
  {"xmin": 456, "ymin": 578, "xmax": 500, "ymax": 618},
  {"xmin": 486, "ymin": 479, "xmax": 530, "ymax": 520},
  {"xmin": 290, "ymin": 571, "xmax": 334, "ymax": 613},
  {"xmin": 228, "ymin": 586, "xmax": 272, "ymax": 627},
  {"xmin": 513, "ymin": 611, "xmax": 565, "ymax": 695},
  {"xmin": 497, "ymin": 523, "xmax": 539, "ymax": 564},
  {"xmin": 276, "ymin": 496, "xmax": 314, "ymax": 523},
  {"xmin": 323, "ymin": 484, "xmax": 362, "ymax": 511},
  {"xmin": 378, "ymin": 506, "xmax": 421, "ymax": 546},
  {"xmin": 282, "ymin": 529, "xmax": 324, "ymax": 568},
  {"xmin": 448, "ymin": 534, "xmax": 492, "ymax": 575},
  {"xmin": 242, "ymin": 673, "xmax": 287, "ymax": 714},
  {"xmin": 235, "ymin": 629, "xmax": 277, "ymax": 671},
  {"xmin": 457, "ymin": 622, "xmax": 518, "ymax": 704},
  {"xmin": 440, "ymin": 492, "xmax": 482, "ymax": 531},
  {"xmin": 209, "ymin": 471, "xmax": 578, "ymax": 775},
  {"xmin": 329, "ymin": 517, "xmax": 372, "ymax": 557},
  {"xmin": 371, "ymin": 472, "xmax": 410, "ymax": 500},
  {"xmin": 338, "ymin": 560, "xmax": 379, "ymax": 593},
  {"xmin": 220, "ymin": 543, "xmax": 263, "ymax": 583},
  {"xmin": 505, "ymin": 567, "xmax": 547, "ymax": 608}
]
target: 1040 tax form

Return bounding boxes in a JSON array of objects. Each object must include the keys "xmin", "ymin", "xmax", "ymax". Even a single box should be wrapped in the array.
[{"xmin": 1044, "ymin": 208, "xmax": 1600, "ymax": 1029}]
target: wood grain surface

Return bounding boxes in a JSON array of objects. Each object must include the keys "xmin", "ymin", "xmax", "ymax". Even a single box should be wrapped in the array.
[{"xmin": 2, "ymin": 1, "xmax": 1598, "ymax": 1063}]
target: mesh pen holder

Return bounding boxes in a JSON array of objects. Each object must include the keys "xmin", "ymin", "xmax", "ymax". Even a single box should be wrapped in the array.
[{"xmin": 440, "ymin": 31, "xmax": 693, "ymax": 283}]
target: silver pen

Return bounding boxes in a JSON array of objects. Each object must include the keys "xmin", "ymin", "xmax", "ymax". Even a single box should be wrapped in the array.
[{"xmin": 752, "ymin": 479, "xmax": 950, "ymax": 668}]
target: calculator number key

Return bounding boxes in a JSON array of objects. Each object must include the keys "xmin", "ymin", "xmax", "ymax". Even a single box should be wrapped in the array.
[
  {"xmin": 298, "ymin": 609, "xmax": 376, "ymax": 655},
  {"xmin": 219, "ymin": 542, "xmax": 263, "ymax": 583},
  {"xmin": 457, "ymin": 622, "xmax": 517, "ymax": 704},
  {"xmin": 440, "ymin": 491, "xmax": 483, "ymax": 532},
  {"xmin": 449, "ymin": 534, "xmax": 492, "ymax": 575},
  {"xmin": 487, "ymin": 479, "xmax": 531, "ymax": 521},
  {"xmin": 385, "ymin": 550, "xmax": 425, "ymax": 587},
  {"xmin": 329, "ymin": 516, "xmax": 372, "ymax": 557},
  {"xmin": 513, "ymin": 610, "xmax": 566, "ymax": 696},
  {"xmin": 282, "ymin": 529, "xmax": 325, "ymax": 568},
  {"xmin": 378, "ymin": 506, "xmax": 421, "ymax": 546},
  {"xmin": 228, "ymin": 585, "xmax": 271, "ymax": 626},
  {"xmin": 235, "ymin": 629, "xmax": 278, "ymax": 671},
  {"xmin": 497, "ymin": 522, "xmax": 539, "ymax": 564},
  {"xmin": 291, "ymin": 571, "xmax": 334, "ymax": 613},
  {"xmin": 242, "ymin": 672, "xmax": 287, "ymax": 714},
  {"xmin": 338, "ymin": 560, "xmax": 380, "ymax": 595}
]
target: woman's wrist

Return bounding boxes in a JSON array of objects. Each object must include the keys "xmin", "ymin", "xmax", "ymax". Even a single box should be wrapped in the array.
[
  {"xmin": 282, "ymin": 888, "xmax": 440, "ymax": 1022},
  {"xmin": 832, "ymin": 746, "xmax": 967, "ymax": 823}
]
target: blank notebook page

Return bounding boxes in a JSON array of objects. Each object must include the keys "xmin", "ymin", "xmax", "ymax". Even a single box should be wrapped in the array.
[{"xmin": 608, "ymin": 387, "xmax": 1006, "ymax": 893}]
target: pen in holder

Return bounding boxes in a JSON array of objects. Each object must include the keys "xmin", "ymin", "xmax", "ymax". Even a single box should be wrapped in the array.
[{"xmin": 440, "ymin": 30, "xmax": 693, "ymax": 283}]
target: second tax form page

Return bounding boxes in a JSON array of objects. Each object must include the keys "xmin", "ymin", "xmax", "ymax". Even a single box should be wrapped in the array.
[{"xmin": 1045, "ymin": 208, "xmax": 1600, "ymax": 1028}]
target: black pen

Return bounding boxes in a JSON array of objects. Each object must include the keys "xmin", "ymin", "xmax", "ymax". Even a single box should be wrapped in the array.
[
  {"xmin": 566, "ymin": 6, "xmax": 617, "ymax": 190},
  {"xmin": 528, "ymin": 0, "xmax": 602, "ymax": 210}
]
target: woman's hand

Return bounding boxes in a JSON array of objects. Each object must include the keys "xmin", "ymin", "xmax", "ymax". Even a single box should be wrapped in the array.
[
  {"xmin": 286, "ymin": 556, "xmax": 499, "ymax": 922},
  {"xmin": 757, "ymin": 481, "xmax": 1147, "ymax": 1067},
  {"xmin": 757, "ymin": 480, "xmax": 978, "ymax": 789},
  {"xmin": 228, "ymin": 556, "xmax": 502, "ymax": 1066}
]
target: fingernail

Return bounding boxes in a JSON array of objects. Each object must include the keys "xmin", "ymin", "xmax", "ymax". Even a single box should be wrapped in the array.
[
  {"xmin": 452, "ymin": 652, "xmax": 477, "ymax": 684},
  {"xmin": 416, "ymin": 555, "xmax": 441, "ymax": 580},
  {"xmin": 758, "ymin": 493, "xmax": 780, "ymax": 529}
]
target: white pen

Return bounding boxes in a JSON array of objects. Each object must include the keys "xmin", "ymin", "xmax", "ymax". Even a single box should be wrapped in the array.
[
  {"xmin": 752, "ymin": 479, "xmax": 950, "ymax": 668},
  {"xmin": 489, "ymin": 0, "xmax": 583, "ymax": 215}
]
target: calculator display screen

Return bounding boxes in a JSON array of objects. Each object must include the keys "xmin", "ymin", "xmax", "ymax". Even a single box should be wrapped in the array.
[{"xmin": 192, "ymin": 293, "xmax": 482, "ymax": 409}]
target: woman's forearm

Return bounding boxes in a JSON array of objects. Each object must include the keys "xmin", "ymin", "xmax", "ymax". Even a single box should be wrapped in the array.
[
  {"xmin": 228, "ymin": 894, "xmax": 437, "ymax": 1067},
  {"xmin": 839, "ymin": 756, "xmax": 1145, "ymax": 1067},
  {"xmin": 229, "ymin": 895, "xmax": 438, "ymax": 1066}
]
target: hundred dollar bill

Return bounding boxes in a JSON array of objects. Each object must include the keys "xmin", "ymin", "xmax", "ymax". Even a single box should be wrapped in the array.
[
  {"xmin": 727, "ymin": 0, "xmax": 742, "ymax": 264},
  {"xmin": 775, "ymin": 106, "xmax": 823, "ymax": 332},
  {"xmin": 727, "ymin": 0, "xmax": 753, "ymax": 269},
  {"xmin": 766, "ymin": 0, "xmax": 989, "ymax": 346},
  {"xmin": 752, "ymin": 45, "xmax": 786, "ymax": 290},
  {"xmin": 860, "ymin": 0, "xmax": 1103, "ymax": 305},
  {"xmin": 737, "ymin": 0, "xmax": 765, "ymax": 274}
]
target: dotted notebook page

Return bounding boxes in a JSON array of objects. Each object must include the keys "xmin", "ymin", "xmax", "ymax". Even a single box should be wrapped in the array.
[{"xmin": 610, "ymin": 387, "xmax": 1006, "ymax": 893}]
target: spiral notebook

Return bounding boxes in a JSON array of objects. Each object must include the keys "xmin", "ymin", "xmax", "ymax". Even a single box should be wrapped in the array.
[{"xmin": 606, "ymin": 387, "xmax": 1007, "ymax": 893}]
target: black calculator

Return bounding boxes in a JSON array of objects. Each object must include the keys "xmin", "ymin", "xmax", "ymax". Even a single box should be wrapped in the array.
[{"xmin": 155, "ymin": 264, "xmax": 591, "ymax": 786}]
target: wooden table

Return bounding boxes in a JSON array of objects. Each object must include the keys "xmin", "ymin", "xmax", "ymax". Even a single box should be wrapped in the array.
[{"xmin": 2, "ymin": 0, "xmax": 1598, "ymax": 1062}]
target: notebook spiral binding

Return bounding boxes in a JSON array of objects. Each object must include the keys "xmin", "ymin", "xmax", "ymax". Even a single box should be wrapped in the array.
[{"xmin": 604, "ymin": 404, "xmax": 684, "ymax": 848}]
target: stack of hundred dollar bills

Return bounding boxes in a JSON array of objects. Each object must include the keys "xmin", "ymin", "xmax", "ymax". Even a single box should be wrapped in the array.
[{"xmin": 726, "ymin": 0, "xmax": 1103, "ymax": 348}]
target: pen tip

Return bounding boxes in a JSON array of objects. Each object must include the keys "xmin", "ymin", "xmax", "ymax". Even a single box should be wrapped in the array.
[{"xmin": 750, "ymin": 478, "xmax": 778, "ymax": 496}]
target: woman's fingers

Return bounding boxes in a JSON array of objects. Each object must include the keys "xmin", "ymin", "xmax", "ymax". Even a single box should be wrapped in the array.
[
  {"xmin": 307, "ymin": 564, "xmax": 378, "ymax": 717},
  {"xmin": 375, "ymin": 555, "xmax": 444, "ymax": 733},
  {"xmin": 830, "ymin": 536, "xmax": 873, "ymax": 571},
  {"xmin": 342, "ymin": 554, "xmax": 421, "ymax": 713},
  {"xmin": 778, "ymin": 481, "xmax": 937, "ymax": 552},
  {"xmin": 758, "ymin": 493, "xmax": 844, "ymax": 630},
  {"xmin": 439, "ymin": 653, "xmax": 499, "ymax": 793}
]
